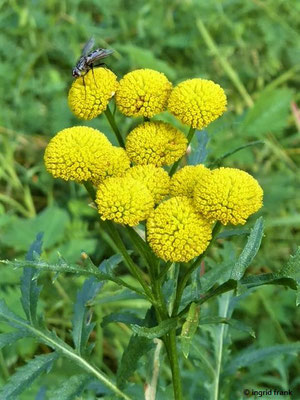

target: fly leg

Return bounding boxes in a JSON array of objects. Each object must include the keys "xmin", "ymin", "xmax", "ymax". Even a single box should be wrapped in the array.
[
  {"xmin": 82, "ymin": 74, "xmax": 87, "ymax": 99},
  {"xmin": 90, "ymin": 64, "xmax": 98, "ymax": 88}
]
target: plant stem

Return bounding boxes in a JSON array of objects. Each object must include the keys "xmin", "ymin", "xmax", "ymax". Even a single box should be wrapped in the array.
[
  {"xmin": 104, "ymin": 106, "xmax": 125, "ymax": 147},
  {"xmin": 82, "ymin": 181, "xmax": 155, "ymax": 304},
  {"xmin": 172, "ymin": 221, "xmax": 222, "ymax": 316},
  {"xmin": 169, "ymin": 127, "xmax": 195, "ymax": 176},
  {"xmin": 167, "ymin": 329, "xmax": 183, "ymax": 400}
]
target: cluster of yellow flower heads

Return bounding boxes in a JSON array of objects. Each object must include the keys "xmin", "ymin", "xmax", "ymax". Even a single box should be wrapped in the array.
[{"xmin": 45, "ymin": 67, "xmax": 263, "ymax": 263}]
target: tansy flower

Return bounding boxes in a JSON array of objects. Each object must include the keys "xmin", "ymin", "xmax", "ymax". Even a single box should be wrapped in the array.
[
  {"xmin": 91, "ymin": 147, "xmax": 131, "ymax": 186},
  {"xmin": 44, "ymin": 126, "xmax": 113, "ymax": 183},
  {"xmin": 96, "ymin": 176, "xmax": 154, "ymax": 226},
  {"xmin": 168, "ymin": 79, "xmax": 227, "ymax": 129},
  {"xmin": 115, "ymin": 69, "xmax": 172, "ymax": 118},
  {"xmin": 147, "ymin": 197, "xmax": 212, "ymax": 262},
  {"xmin": 170, "ymin": 165, "xmax": 212, "ymax": 198},
  {"xmin": 125, "ymin": 165, "xmax": 170, "ymax": 204},
  {"xmin": 193, "ymin": 167, "xmax": 263, "ymax": 225},
  {"xmin": 68, "ymin": 68, "xmax": 118, "ymax": 120},
  {"xmin": 125, "ymin": 121, "xmax": 187, "ymax": 167}
]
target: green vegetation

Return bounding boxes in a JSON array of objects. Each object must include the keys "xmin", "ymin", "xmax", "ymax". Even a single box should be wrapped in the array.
[{"xmin": 0, "ymin": 0, "xmax": 299, "ymax": 399}]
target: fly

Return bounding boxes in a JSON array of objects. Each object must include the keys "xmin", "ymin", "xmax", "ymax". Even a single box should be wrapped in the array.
[{"xmin": 72, "ymin": 37, "xmax": 114, "ymax": 78}]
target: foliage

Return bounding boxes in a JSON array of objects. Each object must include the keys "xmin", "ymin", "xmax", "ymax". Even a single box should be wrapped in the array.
[{"xmin": 0, "ymin": 0, "xmax": 299, "ymax": 399}]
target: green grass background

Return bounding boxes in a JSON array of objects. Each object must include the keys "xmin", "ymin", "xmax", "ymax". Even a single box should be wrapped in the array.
[{"xmin": 0, "ymin": 0, "xmax": 299, "ymax": 398}]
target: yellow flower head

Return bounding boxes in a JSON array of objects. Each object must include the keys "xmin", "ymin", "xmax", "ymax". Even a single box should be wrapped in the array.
[
  {"xmin": 125, "ymin": 121, "xmax": 187, "ymax": 167},
  {"xmin": 68, "ymin": 68, "xmax": 118, "ymax": 120},
  {"xmin": 170, "ymin": 165, "xmax": 212, "ymax": 198},
  {"xmin": 125, "ymin": 165, "xmax": 170, "ymax": 204},
  {"xmin": 147, "ymin": 197, "xmax": 212, "ymax": 262},
  {"xmin": 96, "ymin": 176, "xmax": 154, "ymax": 226},
  {"xmin": 91, "ymin": 146, "xmax": 131, "ymax": 186},
  {"xmin": 44, "ymin": 126, "xmax": 113, "ymax": 183},
  {"xmin": 115, "ymin": 69, "xmax": 172, "ymax": 118},
  {"xmin": 168, "ymin": 79, "xmax": 227, "ymax": 129},
  {"xmin": 193, "ymin": 167, "xmax": 263, "ymax": 225}
]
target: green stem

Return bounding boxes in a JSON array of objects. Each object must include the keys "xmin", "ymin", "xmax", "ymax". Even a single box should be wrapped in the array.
[
  {"xmin": 82, "ymin": 182, "xmax": 155, "ymax": 304},
  {"xmin": 169, "ymin": 127, "xmax": 196, "ymax": 176},
  {"xmin": 104, "ymin": 106, "xmax": 125, "ymax": 147},
  {"xmin": 172, "ymin": 222, "xmax": 222, "ymax": 316},
  {"xmin": 167, "ymin": 329, "xmax": 183, "ymax": 400}
]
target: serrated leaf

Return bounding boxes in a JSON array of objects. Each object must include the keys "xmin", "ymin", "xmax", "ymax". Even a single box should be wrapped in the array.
[
  {"xmin": 0, "ymin": 300, "xmax": 131, "ymax": 399},
  {"xmin": 20, "ymin": 233, "xmax": 43, "ymax": 325},
  {"xmin": 0, "ymin": 352, "xmax": 58, "ymax": 400},
  {"xmin": 0, "ymin": 299, "xmax": 29, "ymax": 329},
  {"xmin": 241, "ymin": 273, "xmax": 297, "ymax": 290},
  {"xmin": 188, "ymin": 130, "xmax": 209, "ymax": 165},
  {"xmin": 199, "ymin": 316, "xmax": 255, "ymax": 337},
  {"xmin": 1, "ymin": 258, "xmax": 144, "ymax": 295},
  {"xmin": 279, "ymin": 247, "xmax": 300, "ymax": 282},
  {"xmin": 48, "ymin": 374, "xmax": 91, "ymax": 400},
  {"xmin": 72, "ymin": 276, "xmax": 102, "ymax": 355},
  {"xmin": 101, "ymin": 312, "xmax": 143, "ymax": 327},
  {"xmin": 181, "ymin": 302, "xmax": 200, "ymax": 358},
  {"xmin": 117, "ymin": 335, "xmax": 153, "ymax": 389},
  {"xmin": 0, "ymin": 330, "xmax": 29, "ymax": 349},
  {"xmin": 230, "ymin": 217, "xmax": 264, "ymax": 280},
  {"xmin": 240, "ymin": 88, "xmax": 293, "ymax": 137},
  {"xmin": 224, "ymin": 343, "xmax": 300, "ymax": 376},
  {"xmin": 131, "ymin": 318, "xmax": 177, "ymax": 339}
]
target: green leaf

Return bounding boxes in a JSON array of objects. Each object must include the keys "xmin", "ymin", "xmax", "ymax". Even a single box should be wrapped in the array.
[
  {"xmin": 279, "ymin": 247, "xmax": 300, "ymax": 282},
  {"xmin": 241, "ymin": 273, "xmax": 298, "ymax": 290},
  {"xmin": 230, "ymin": 217, "xmax": 264, "ymax": 280},
  {"xmin": 101, "ymin": 312, "xmax": 143, "ymax": 327},
  {"xmin": 130, "ymin": 318, "xmax": 177, "ymax": 339},
  {"xmin": 117, "ymin": 335, "xmax": 153, "ymax": 389},
  {"xmin": 188, "ymin": 130, "xmax": 209, "ymax": 165},
  {"xmin": 0, "ymin": 330, "xmax": 29, "ymax": 349},
  {"xmin": 0, "ymin": 352, "xmax": 58, "ymax": 400},
  {"xmin": 0, "ymin": 258, "xmax": 144, "ymax": 296},
  {"xmin": 72, "ymin": 276, "xmax": 102, "ymax": 355},
  {"xmin": 239, "ymin": 88, "xmax": 293, "ymax": 137},
  {"xmin": 48, "ymin": 374, "xmax": 91, "ymax": 400},
  {"xmin": 20, "ymin": 233, "xmax": 43, "ymax": 325},
  {"xmin": 224, "ymin": 343, "xmax": 300, "ymax": 376},
  {"xmin": 0, "ymin": 299, "xmax": 29, "ymax": 329},
  {"xmin": 180, "ymin": 302, "xmax": 200, "ymax": 358},
  {"xmin": 199, "ymin": 316, "xmax": 255, "ymax": 337},
  {"xmin": 0, "ymin": 300, "xmax": 131, "ymax": 400}
]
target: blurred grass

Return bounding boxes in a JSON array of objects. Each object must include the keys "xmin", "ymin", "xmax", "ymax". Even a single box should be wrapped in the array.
[{"xmin": 0, "ymin": 0, "xmax": 299, "ymax": 397}]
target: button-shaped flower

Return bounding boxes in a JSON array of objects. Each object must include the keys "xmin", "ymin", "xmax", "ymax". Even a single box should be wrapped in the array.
[
  {"xmin": 115, "ymin": 69, "xmax": 172, "ymax": 118},
  {"xmin": 193, "ymin": 167, "xmax": 263, "ymax": 225},
  {"xmin": 147, "ymin": 197, "xmax": 212, "ymax": 262},
  {"xmin": 168, "ymin": 79, "xmax": 227, "ymax": 129},
  {"xmin": 96, "ymin": 176, "xmax": 154, "ymax": 226},
  {"xmin": 68, "ymin": 68, "xmax": 118, "ymax": 120},
  {"xmin": 91, "ymin": 146, "xmax": 131, "ymax": 186},
  {"xmin": 125, "ymin": 121, "xmax": 187, "ymax": 167},
  {"xmin": 125, "ymin": 165, "xmax": 170, "ymax": 204},
  {"xmin": 44, "ymin": 126, "xmax": 113, "ymax": 183},
  {"xmin": 170, "ymin": 165, "xmax": 212, "ymax": 198}
]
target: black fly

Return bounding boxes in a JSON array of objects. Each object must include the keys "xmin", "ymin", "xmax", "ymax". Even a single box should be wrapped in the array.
[
  {"xmin": 72, "ymin": 38, "xmax": 114, "ymax": 97},
  {"xmin": 72, "ymin": 37, "xmax": 114, "ymax": 78}
]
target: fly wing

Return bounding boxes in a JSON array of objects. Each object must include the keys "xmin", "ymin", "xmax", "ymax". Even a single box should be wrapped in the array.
[
  {"xmin": 82, "ymin": 37, "xmax": 95, "ymax": 57},
  {"xmin": 86, "ymin": 48, "xmax": 114, "ymax": 65}
]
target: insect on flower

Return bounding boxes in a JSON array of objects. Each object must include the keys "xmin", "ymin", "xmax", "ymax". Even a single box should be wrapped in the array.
[{"xmin": 72, "ymin": 37, "xmax": 114, "ymax": 78}]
